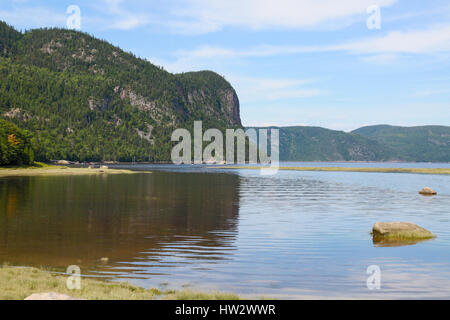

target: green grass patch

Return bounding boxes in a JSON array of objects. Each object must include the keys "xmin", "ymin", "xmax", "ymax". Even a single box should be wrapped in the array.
[
  {"xmin": 0, "ymin": 266, "xmax": 241, "ymax": 300},
  {"xmin": 372, "ymin": 231, "xmax": 436, "ymax": 241},
  {"xmin": 0, "ymin": 161, "xmax": 54, "ymax": 170}
]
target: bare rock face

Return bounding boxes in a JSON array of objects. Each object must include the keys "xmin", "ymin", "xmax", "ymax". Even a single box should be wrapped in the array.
[
  {"xmin": 24, "ymin": 292, "xmax": 78, "ymax": 300},
  {"xmin": 372, "ymin": 222, "xmax": 435, "ymax": 240},
  {"xmin": 218, "ymin": 88, "xmax": 241, "ymax": 127},
  {"xmin": 419, "ymin": 187, "xmax": 437, "ymax": 196}
]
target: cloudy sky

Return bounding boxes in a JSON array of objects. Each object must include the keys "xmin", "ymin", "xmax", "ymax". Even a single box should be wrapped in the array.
[{"xmin": 1, "ymin": 0, "xmax": 450, "ymax": 131}]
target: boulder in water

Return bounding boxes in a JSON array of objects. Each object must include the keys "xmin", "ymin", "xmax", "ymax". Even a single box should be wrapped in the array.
[
  {"xmin": 419, "ymin": 187, "xmax": 437, "ymax": 196},
  {"xmin": 372, "ymin": 222, "xmax": 435, "ymax": 241}
]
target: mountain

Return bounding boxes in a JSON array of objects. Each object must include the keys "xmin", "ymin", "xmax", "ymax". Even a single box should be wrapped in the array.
[
  {"xmin": 0, "ymin": 21, "xmax": 241, "ymax": 162},
  {"xmin": 249, "ymin": 126, "xmax": 394, "ymax": 161},
  {"xmin": 353, "ymin": 125, "xmax": 450, "ymax": 162},
  {"xmin": 251, "ymin": 125, "xmax": 450, "ymax": 162}
]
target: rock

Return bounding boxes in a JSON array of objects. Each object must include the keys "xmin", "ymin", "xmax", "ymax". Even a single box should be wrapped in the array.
[
  {"xmin": 419, "ymin": 187, "xmax": 437, "ymax": 196},
  {"xmin": 372, "ymin": 222, "xmax": 435, "ymax": 240},
  {"xmin": 88, "ymin": 165, "xmax": 95, "ymax": 169},
  {"xmin": 100, "ymin": 165, "xmax": 109, "ymax": 169},
  {"xmin": 100, "ymin": 257, "xmax": 109, "ymax": 263},
  {"xmin": 56, "ymin": 160, "xmax": 70, "ymax": 165},
  {"xmin": 24, "ymin": 292, "xmax": 78, "ymax": 300},
  {"xmin": 373, "ymin": 237, "xmax": 431, "ymax": 247}
]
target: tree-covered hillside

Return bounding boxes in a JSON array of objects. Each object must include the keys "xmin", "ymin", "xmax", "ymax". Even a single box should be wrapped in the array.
[
  {"xmin": 249, "ymin": 126, "xmax": 394, "ymax": 161},
  {"xmin": 0, "ymin": 21, "xmax": 242, "ymax": 162},
  {"xmin": 0, "ymin": 119, "xmax": 34, "ymax": 165},
  {"xmin": 353, "ymin": 125, "xmax": 450, "ymax": 162}
]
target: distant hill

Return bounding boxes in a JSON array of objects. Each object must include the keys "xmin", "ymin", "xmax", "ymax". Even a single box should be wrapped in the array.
[
  {"xmin": 353, "ymin": 125, "xmax": 450, "ymax": 162},
  {"xmin": 249, "ymin": 125, "xmax": 450, "ymax": 162},
  {"xmin": 0, "ymin": 21, "xmax": 241, "ymax": 162},
  {"xmin": 249, "ymin": 126, "xmax": 394, "ymax": 162}
]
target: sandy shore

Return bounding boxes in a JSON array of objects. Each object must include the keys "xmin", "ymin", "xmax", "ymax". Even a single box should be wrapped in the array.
[
  {"xmin": 0, "ymin": 166, "xmax": 147, "ymax": 177},
  {"xmin": 215, "ymin": 166, "xmax": 450, "ymax": 175}
]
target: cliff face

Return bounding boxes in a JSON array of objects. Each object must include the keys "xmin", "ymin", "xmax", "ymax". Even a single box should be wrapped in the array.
[
  {"xmin": 0, "ymin": 22, "xmax": 242, "ymax": 162},
  {"xmin": 176, "ymin": 71, "xmax": 241, "ymax": 127}
]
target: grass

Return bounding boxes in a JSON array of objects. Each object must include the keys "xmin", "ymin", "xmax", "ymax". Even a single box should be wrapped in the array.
[
  {"xmin": 215, "ymin": 166, "xmax": 450, "ymax": 175},
  {"xmin": 372, "ymin": 231, "xmax": 436, "ymax": 241},
  {"xmin": 0, "ymin": 161, "xmax": 52, "ymax": 170},
  {"xmin": 0, "ymin": 265, "xmax": 240, "ymax": 300}
]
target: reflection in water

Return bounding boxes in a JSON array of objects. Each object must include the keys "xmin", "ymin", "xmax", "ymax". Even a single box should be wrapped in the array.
[
  {"xmin": 0, "ymin": 172, "xmax": 240, "ymax": 277},
  {"xmin": 372, "ymin": 236, "xmax": 433, "ymax": 247},
  {"xmin": 1, "ymin": 166, "xmax": 450, "ymax": 298}
]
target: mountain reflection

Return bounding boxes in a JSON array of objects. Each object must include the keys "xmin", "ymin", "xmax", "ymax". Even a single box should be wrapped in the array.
[{"xmin": 0, "ymin": 172, "xmax": 240, "ymax": 275}]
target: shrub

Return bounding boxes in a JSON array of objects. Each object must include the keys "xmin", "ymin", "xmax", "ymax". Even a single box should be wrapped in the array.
[{"xmin": 0, "ymin": 119, "xmax": 34, "ymax": 165}]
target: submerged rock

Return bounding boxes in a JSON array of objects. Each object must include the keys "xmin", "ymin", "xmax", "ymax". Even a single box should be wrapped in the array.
[
  {"xmin": 372, "ymin": 222, "xmax": 435, "ymax": 241},
  {"xmin": 419, "ymin": 187, "xmax": 437, "ymax": 196},
  {"xmin": 24, "ymin": 292, "xmax": 78, "ymax": 300}
]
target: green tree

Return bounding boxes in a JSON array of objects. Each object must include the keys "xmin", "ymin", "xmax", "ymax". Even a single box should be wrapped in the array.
[{"xmin": 0, "ymin": 119, "xmax": 35, "ymax": 165}]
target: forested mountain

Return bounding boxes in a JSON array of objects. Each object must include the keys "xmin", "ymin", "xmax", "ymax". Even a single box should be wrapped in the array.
[
  {"xmin": 0, "ymin": 21, "xmax": 241, "ymax": 162},
  {"xmin": 353, "ymin": 125, "xmax": 450, "ymax": 162},
  {"xmin": 248, "ymin": 125, "xmax": 450, "ymax": 162},
  {"xmin": 249, "ymin": 126, "xmax": 395, "ymax": 161},
  {"xmin": 1, "ymin": 21, "xmax": 448, "ymax": 164}
]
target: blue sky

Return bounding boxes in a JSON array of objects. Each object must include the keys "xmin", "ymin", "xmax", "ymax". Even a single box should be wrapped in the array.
[{"xmin": 1, "ymin": 0, "xmax": 450, "ymax": 131}]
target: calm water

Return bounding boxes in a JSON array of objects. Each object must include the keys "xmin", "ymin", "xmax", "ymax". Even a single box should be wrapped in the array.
[{"xmin": 1, "ymin": 163, "xmax": 450, "ymax": 299}]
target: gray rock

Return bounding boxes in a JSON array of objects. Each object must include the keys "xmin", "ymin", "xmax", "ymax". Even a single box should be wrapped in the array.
[{"xmin": 24, "ymin": 292, "xmax": 79, "ymax": 300}]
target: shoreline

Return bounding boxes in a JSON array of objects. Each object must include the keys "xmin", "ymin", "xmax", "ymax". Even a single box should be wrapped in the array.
[
  {"xmin": 215, "ymin": 166, "xmax": 450, "ymax": 175},
  {"xmin": 0, "ymin": 265, "xmax": 240, "ymax": 300},
  {"xmin": 0, "ymin": 163, "xmax": 150, "ymax": 177}
]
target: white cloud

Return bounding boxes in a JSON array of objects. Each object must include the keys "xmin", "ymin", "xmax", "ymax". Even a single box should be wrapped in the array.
[
  {"xmin": 171, "ymin": 0, "xmax": 396, "ymax": 33},
  {"xmin": 359, "ymin": 53, "xmax": 398, "ymax": 64},
  {"xmin": 90, "ymin": 0, "xmax": 152, "ymax": 30},
  {"xmin": 170, "ymin": 23, "xmax": 450, "ymax": 65},
  {"xmin": 0, "ymin": 7, "xmax": 66, "ymax": 29},
  {"xmin": 339, "ymin": 24, "xmax": 450, "ymax": 54},
  {"xmin": 229, "ymin": 75, "xmax": 321, "ymax": 102},
  {"xmin": 109, "ymin": 15, "xmax": 150, "ymax": 30}
]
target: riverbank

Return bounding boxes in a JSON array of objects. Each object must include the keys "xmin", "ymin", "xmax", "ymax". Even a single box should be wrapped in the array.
[
  {"xmin": 216, "ymin": 166, "xmax": 450, "ymax": 175},
  {"xmin": 0, "ymin": 265, "xmax": 240, "ymax": 300},
  {"xmin": 0, "ymin": 163, "xmax": 145, "ymax": 177}
]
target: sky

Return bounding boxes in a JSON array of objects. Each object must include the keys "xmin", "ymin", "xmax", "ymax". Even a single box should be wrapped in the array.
[{"xmin": 1, "ymin": 0, "xmax": 450, "ymax": 131}]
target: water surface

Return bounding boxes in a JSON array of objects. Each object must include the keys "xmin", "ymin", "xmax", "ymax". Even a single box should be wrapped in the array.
[{"xmin": 1, "ymin": 163, "xmax": 449, "ymax": 299}]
